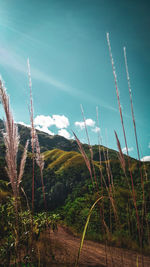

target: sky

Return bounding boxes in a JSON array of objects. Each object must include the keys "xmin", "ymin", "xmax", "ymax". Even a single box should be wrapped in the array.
[{"xmin": 0, "ymin": 0, "xmax": 149, "ymax": 160}]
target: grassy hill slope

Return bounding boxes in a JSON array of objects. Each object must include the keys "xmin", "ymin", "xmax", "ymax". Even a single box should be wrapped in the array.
[{"xmin": 0, "ymin": 118, "xmax": 150, "ymax": 252}]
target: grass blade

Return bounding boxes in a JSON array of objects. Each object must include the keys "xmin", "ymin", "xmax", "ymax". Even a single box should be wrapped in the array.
[{"xmin": 75, "ymin": 196, "xmax": 103, "ymax": 267}]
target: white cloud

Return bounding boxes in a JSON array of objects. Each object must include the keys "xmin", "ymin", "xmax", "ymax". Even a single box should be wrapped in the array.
[
  {"xmin": 18, "ymin": 120, "xmax": 54, "ymax": 135},
  {"xmin": 74, "ymin": 121, "xmax": 84, "ymax": 129},
  {"xmin": 141, "ymin": 156, "xmax": 150, "ymax": 162},
  {"xmin": 35, "ymin": 125, "xmax": 54, "ymax": 136},
  {"xmin": 92, "ymin": 127, "xmax": 100, "ymax": 133},
  {"xmin": 75, "ymin": 118, "xmax": 95, "ymax": 130},
  {"xmin": 52, "ymin": 115, "xmax": 69, "ymax": 129},
  {"xmin": 122, "ymin": 147, "xmax": 134, "ymax": 154},
  {"xmin": 34, "ymin": 114, "xmax": 69, "ymax": 129},
  {"xmin": 33, "ymin": 114, "xmax": 70, "ymax": 135},
  {"xmin": 34, "ymin": 115, "xmax": 54, "ymax": 128},
  {"xmin": 58, "ymin": 129, "xmax": 70, "ymax": 139}
]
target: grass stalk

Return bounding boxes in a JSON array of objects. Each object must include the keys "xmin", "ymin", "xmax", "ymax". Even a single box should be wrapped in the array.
[
  {"xmin": 107, "ymin": 33, "xmax": 141, "ymax": 245},
  {"xmin": 96, "ymin": 106, "xmax": 112, "ymax": 266},
  {"xmin": 0, "ymin": 78, "xmax": 28, "ymax": 257},
  {"xmin": 35, "ymin": 133, "xmax": 47, "ymax": 210},
  {"xmin": 80, "ymin": 104, "xmax": 99, "ymax": 192},
  {"xmin": 124, "ymin": 47, "xmax": 146, "ymax": 251},
  {"xmin": 75, "ymin": 196, "xmax": 103, "ymax": 267},
  {"xmin": 18, "ymin": 140, "xmax": 29, "ymax": 192},
  {"xmin": 73, "ymin": 131, "xmax": 94, "ymax": 186},
  {"xmin": 27, "ymin": 58, "xmax": 36, "ymax": 217},
  {"xmin": 96, "ymin": 107, "xmax": 105, "ymax": 226},
  {"xmin": 0, "ymin": 80, "xmax": 19, "ymax": 201},
  {"xmin": 114, "ymin": 130, "xmax": 132, "ymax": 192},
  {"xmin": 75, "ymin": 108, "xmax": 118, "ymax": 240},
  {"xmin": 21, "ymin": 186, "xmax": 31, "ymax": 212},
  {"xmin": 123, "ymin": 47, "xmax": 140, "ymax": 160}
]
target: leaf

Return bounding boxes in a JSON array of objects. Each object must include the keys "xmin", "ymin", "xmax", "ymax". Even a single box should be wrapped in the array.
[{"xmin": 75, "ymin": 196, "xmax": 103, "ymax": 267}]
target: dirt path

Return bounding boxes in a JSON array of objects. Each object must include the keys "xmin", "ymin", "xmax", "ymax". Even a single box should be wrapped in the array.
[{"xmin": 50, "ymin": 225, "xmax": 150, "ymax": 267}]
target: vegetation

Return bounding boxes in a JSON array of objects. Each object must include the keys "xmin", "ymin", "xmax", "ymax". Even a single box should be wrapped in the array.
[
  {"xmin": 0, "ymin": 78, "xmax": 60, "ymax": 266},
  {"xmin": 0, "ymin": 194, "xmax": 59, "ymax": 265},
  {"xmin": 0, "ymin": 35, "xmax": 150, "ymax": 266},
  {"xmin": 1, "ymin": 138, "xmax": 150, "ymax": 256}
]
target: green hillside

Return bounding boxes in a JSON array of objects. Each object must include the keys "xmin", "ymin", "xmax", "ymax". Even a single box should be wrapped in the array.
[
  {"xmin": 0, "ymin": 119, "xmax": 150, "ymax": 256},
  {"xmin": 0, "ymin": 118, "xmax": 121, "ymax": 161}
]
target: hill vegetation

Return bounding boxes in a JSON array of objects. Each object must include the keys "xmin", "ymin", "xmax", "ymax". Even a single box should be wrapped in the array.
[
  {"xmin": 1, "ymin": 136, "xmax": 150, "ymax": 254},
  {"xmin": 0, "ymin": 45, "xmax": 150, "ymax": 265},
  {"xmin": 0, "ymin": 118, "xmax": 120, "ymax": 161}
]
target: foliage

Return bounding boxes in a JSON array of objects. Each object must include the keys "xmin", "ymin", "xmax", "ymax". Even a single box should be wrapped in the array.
[
  {"xmin": 0, "ymin": 195, "xmax": 59, "ymax": 265},
  {"xmin": 0, "ymin": 120, "xmax": 150, "ymax": 261}
]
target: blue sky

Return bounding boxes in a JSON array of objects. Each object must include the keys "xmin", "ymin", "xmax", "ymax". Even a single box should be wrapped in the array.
[{"xmin": 0, "ymin": 0, "xmax": 150, "ymax": 160}]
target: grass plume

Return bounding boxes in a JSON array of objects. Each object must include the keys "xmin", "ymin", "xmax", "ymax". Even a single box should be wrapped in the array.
[
  {"xmin": 107, "ymin": 33, "xmax": 141, "ymax": 245},
  {"xmin": 0, "ymin": 78, "xmax": 29, "ymax": 252},
  {"xmin": 0, "ymin": 80, "xmax": 19, "ymax": 199},
  {"xmin": 114, "ymin": 130, "xmax": 126, "ymax": 173},
  {"xmin": 123, "ymin": 47, "xmax": 140, "ymax": 160},
  {"xmin": 27, "ymin": 58, "xmax": 36, "ymax": 216},
  {"xmin": 35, "ymin": 132, "xmax": 47, "ymax": 210},
  {"xmin": 0, "ymin": 79, "xmax": 28, "ymax": 198}
]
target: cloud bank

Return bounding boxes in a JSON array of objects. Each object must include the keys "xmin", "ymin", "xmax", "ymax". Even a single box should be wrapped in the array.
[
  {"xmin": 75, "ymin": 118, "xmax": 95, "ymax": 130},
  {"xmin": 35, "ymin": 125, "xmax": 54, "ymax": 135},
  {"xmin": 122, "ymin": 147, "xmax": 134, "ymax": 154},
  {"xmin": 92, "ymin": 127, "xmax": 100, "ymax": 133},
  {"xmin": 58, "ymin": 129, "xmax": 70, "ymax": 139},
  {"xmin": 18, "ymin": 114, "xmax": 70, "ymax": 138},
  {"xmin": 34, "ymin": 115, "xmax": 69, "ymax": 129},
  {"xmin": 141, "ymin": 156, "xmax": 150, "ymax": 162},
  {"xmin": 34, "ymin": 114, "xmax": 70, "ymax": 137}
]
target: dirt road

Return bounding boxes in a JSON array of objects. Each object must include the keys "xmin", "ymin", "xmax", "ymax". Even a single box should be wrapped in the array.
[{"xmin": 50, "ymin": 225, "xmax": 150, "ymax": 267}]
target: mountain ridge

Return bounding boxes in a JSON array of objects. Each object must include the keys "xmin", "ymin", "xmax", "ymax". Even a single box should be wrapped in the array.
[{"xmin": 0, "ymin": 118, "xmax": 123, "ymax": 162}]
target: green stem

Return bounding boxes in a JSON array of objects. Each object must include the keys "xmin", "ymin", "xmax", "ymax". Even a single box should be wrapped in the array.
[{"xmin": 75, "ymin": 196, "xmax": 103, "ymax": 267}]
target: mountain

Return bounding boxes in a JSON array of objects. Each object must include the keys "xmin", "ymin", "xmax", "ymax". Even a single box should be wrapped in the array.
[
  {"xmin": 0, "ymin": 118, "xmax": 150, "ymax": 252},
  {"xmin": 0, "ymin": 118, "xmax": 120, "ymax": 162},
  {"xmin": 0, "ymin": 119, "xmax": 77, "ymax": 153}
]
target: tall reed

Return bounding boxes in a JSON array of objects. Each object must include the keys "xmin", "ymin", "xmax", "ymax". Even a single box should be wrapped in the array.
[
  {"xmin": 73, "ymin": 111, "xmax": 119, "ymax": 267},
  {"xmin": 114, "ymin": 130, "xmax": 132, "ymax": 192},
  {"xmin": 123, "ymin": 47, "xmax": 146, "ymax": 244},
  {"xmin": 27, "ymin": 58, "xmax": 36, "ymax": 216},
  {"xmin": 123, "ymin": 47, "xmax": 140, "ymax": 160},
  {"xmin": 106, "ymin": 33, "xmax": 141, "ymax": 245},
  {"xmin": 0, "ymin": 79, "xmax": 28, "ymax": 243},
  {"xmin": 80, "ymin": 104, "xmax": 99, "ymax": 192},
  {"xmin": 0, "ymin": 80, "xmax": 19, "ymax": 204},
  {"xmin": 73, "ymin": 131, "xmax": 94, "ymax": 186},
  {"xmin": 35, "ymin": 133, "xmax": 47, "ymax": 210}
]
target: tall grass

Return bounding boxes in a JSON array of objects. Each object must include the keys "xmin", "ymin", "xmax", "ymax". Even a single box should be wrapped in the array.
[
  {"xmin": 73, "ymin": 117, "xmax": 118, "ymax": 266},
  {"xmin": 0, "ymin": 75, "xmax": 57, "ymax": 265},
  {"xmin": 0, "ymin": 78, "xmax": 29, "ymax": 253},
  {"xmin": 80, "ymin": 104, "xmax": 99, "ymax": 192},
  {"xmin": 35, "ymin": 132, "xmax": 47, "ymax": 210},
  {"xmin": 75, "ymin": 196, "xmax": 103, "ymax": 267},
  {"xmin": 123, "ymin": 47, "xmax": 146, "ymax": 243},
  {"xmin": 27, "ymin": 58, "xmax": 36, "ymax": 217},
  {"xmin": 74, "ymin": 34, "xmax": 149, "ymax": 266},
  {"xmin": 27, "ymin": 59, "xmax": 47, "ymax": 213},
  {"xmin": 0, "ymin": 34, "xmax": 149, "ymax": 266},
  {"xmin": 0, "ymin": 79, "xmax": 28, "ymax": 208},
  {"xmin": 107, "ymin": 33, "xmax": 141, "ymax": 245}
]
